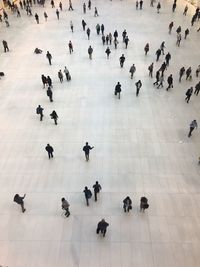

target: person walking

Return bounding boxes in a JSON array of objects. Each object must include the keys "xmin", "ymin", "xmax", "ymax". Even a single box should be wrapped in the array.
[
  {"xmin": 45, "ymin": 143, "xmax": 54, "ymax": 158},
  {"xmin": 188, "ymin": 120, "xmax": 198, "ymax": 137},
  {"xmin": 183, "ymin": 5, "xmax": 188, "ymax": 15},
  {"xmin": 179, "ymin": 67, "xmax": 185, "ymax": 82},
  {"xmin": 61, "ymin": 198, "xmax": 70, "ymax": 217},
  {"xmin": 50, "ymin": 110, "xmax": 58, "ymax": 125},
  {"xmin": 88, "ymin": 45, "xmax": 93, "ymax": 59},
  {"xmin": 123, "ymin": 196, "xmax": 132, "ymax": 212},
  {"xmin": 83, "ymin": 2, "xmax": 86, "ymax": 13},
  {"xmin": 83, "ymin": 142, "xmax": 94, "ymax": 161},
  {"xmin": 56, "ymin": 9, "xmax": 59, "ymax": 19},
  {"xmin": 139, "ymin": 0, "xmax": 143, "ymax": 9},
  {"xmin": 58, "ymin": 70, "xmax": 63, "ymax": 82},
  {"xmin": 96, "ymin": 219, "xmax": 109, "ymax": 237},
  {"xmin": 108, "ymin": 33, "xmax": 112, "ymax": 45},
  {"xmin": 113, "ymin": 30, "xmax": 118, "ymax": 40},
  {"xmin": 41, "ymin": 74, "xmax": 47, "ymax": 89},
  {"xmin": 148, "ymin": 63, "xmax": 154, "ymax": 78},
  {"xmin": 47, "ymin": 76, "xmax": 53, "ymax": 88},
  {"xmin": 105, "ymin": 47, "xmax": 111, "ymax": 59},
  {"xmin": 155, "ymin": 48, "xmax": 161, "ymax": 61},
  {"xmin": 86, "ymin": 27, "xmax": 90, "ymax": 39},
  {"xmin": 44, "ymin": 11, "xmax": 48, "ymax": 21},
  {"xmin": 47, "ymin": 87, "xmax": 53, "ymax": 102},
  {"xmin": 168, "ymin": 21, "xmax": 174, "ymax": 34},
  {"xmin": 13, "ymin": 194, "xmax": 26, "ymax": 213},
  {"xmin": 83, "ymin": 186, "xmax": 92, "ymax": 206},
  {"xmin": 119, "ymin": 54, "xmax": 125, "ymax": 68},
  {"xmin": 144, "ymin": 43, "xmax": 149, "ymax": 55},
  {"xmin": 185, "ymin": 87, "xmax": 193, "ymax": 103},
  {"xmin": 129, "ymin": 64, "xmax": 136, "ymax": 79},
  {"xmin": 160, "ymin": 61, "xmax": 167, "ymax": 77},
  {"xmin": 194, "ymin": 82, "xmax": 200, "ymax": 95},
  {"xmin": 140, "ymin": 197, "xmax": 149, "ymax": 212},
  {"xmin": 172, "ymin": 1, "xmax": 176, "ymax": 12},
  {"xmin": 51, "ymin": 0, "xmax": 55, "ymax": 8},
  {"xmin": 46, "ymin": 51, "xmax": 52, "ymax": 65},
  {"xmin": 157, "ymin": 2, "xmax": 161, "ymax": 13},
  {"xmin": 93, "ymin": 181, "xmax": 102, "ymax": 201},
  {"xmin": 195, "ymin": 65, "xmax": 200, "ymax": 77},
  {"xmin": 101, "ymin": 24, "xmax": 105, "ymax": 35},
  {"xmin": 114, "ymin": 82, "xmax": 122, "ymax": 99},
  {"xmin": 102, "ymin": 34, "xmax": 106, "ymax": 45},
  {"xmin": 96, "ymin": 23, "xmax": 100, "ymax": 35},
  {"xmin": 157, "ymin": 75, "xmax": 164, "ymax": 89},
  {"xmin": 36, "ymin": 105, "xmax": 44, "ymax": 121},
  {"xmin": 88, "ymin": 0, "xmax": 91, "ymax": 9},
  {"xmin": 166, "ymin": 74, "xmax": 173, "ymax": 90},
  {"xmin": 82, "ymin": 19, "xmax": 86, "ymax": 31},
  {"xmin": 113, "ymin": 38, "xmax": 118, "ymax": 49},
  {"xmin": 64, "ymin": 66, "xmax": 71, "ymax": 81},
  {"xmin": 184, "ymin": 28, "xmax": 189, "ymax": 39},
  {"xmin": 70, "ymin": 21, "xmax": 74, "ymax": 32},
  {"xmin": 2, "ymin": 40, "xmax": 9, "ymax": 53},
  {"xmin": 186, "ymin": 67, "xmax": 192, "ymax": 80},
  {"xmin": 35, "ymin": 12, "xmax": 39, "ymax": 23},
  {"xmin": 68, "ymin": 0, "xmax": 73, "ymax": 10},
  {"xmin": 153, "ymin": 71, "xmax": 160, "ymax": 85},
  {"xmin": 122, "ymin": 29, "xmax": 127, "ymax": 42},
  {"xmin": 165, "ymin": 52, "xmax": 171, "ymax": 66},
  {"xmin": 94, "ymin": 7, "xmax": 99, "ymax": 16},
  {"xmin": 68, "ymin": 40, "xmax": 73, "ymax": 54},
  {"xmin": 59, "ymin": 2, "xmax": 62, "ymax": 11},
  {"xmin": 135, "ymin": 80, "xmax": 142, "ymax": 96},
  {"xmin": 160, "ymin": 41, "xmax": 165, "ymax": 55},
  {"xmin": 124, "ymin": 36, "xmax": 129, "ymax": 48}
]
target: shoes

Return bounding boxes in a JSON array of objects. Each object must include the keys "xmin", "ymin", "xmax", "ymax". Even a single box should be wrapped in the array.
[{"xmin": 22, "ymin": 209, "xmax": 26, "ymax": 213}]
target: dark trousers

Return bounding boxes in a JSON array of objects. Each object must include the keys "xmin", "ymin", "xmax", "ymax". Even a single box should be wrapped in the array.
[
  {"xmin": 188, "ymin": 127, "xmax": 194, "ymax": 137},
  {"xmin": 40, "ymin": 113, "xmax": 43, "ymax": 121},
  {"xmin": 54, "ymin": 118, "xmax": 57, "ymax": 125},
  {"xmin": 185, "ymin": 95, "xmax": 191, "ymax": 103},
  {"xmin": 48, "ymin": 152, "xmax": 53, "ymax": 159},
  {"xmin": 19, "ymin": 202, "xmax": 25, "ymax": 212},
  {"xmin": 64, "ymin": 208, "xmax": 70, "ymax": 217},
  {"xmin": 85, "ymin": 153, "xmax": 89, "ymax": 161},
  {"xmin": 94, "ymin": 191, "xmax": 98, "ymax": 201},
  {"xmin": 85, "ymin": 197, "xmax": 89, "ymax": 206},
  {"xmin": 48, "ymin": 58, "xmax": 52, "ymax": 65},
  {"xmin": 194, "ymin": 88, "xmax": 200, "ymax": 95},
  {"xmin": 4, "ymin": 46, "xmax": 9, "ymax": 52},
  {"xmin": 49, "ymin": 96, "xmax": 53, "ymax": 102}
]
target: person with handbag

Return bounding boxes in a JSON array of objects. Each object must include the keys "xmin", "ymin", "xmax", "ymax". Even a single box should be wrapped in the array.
[{"xmin": 123, "ymin": 196, "xmax": 132, "ymax": 212}]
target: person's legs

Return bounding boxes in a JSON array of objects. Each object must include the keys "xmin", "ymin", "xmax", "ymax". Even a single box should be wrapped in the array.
[
  {"xmin": 20, "ymin": 202, "xmax": 26, "ymax": 212},
  {"xmin": 188, "ymin": 127, "xmax": 194, "ymax": 137},
  {"xmin": 94, "ymin": 192, "xmax": 97, "ymax": 201},
  {"xmin": 86, "ymin": 197, "xmax": 89, "ymax": 206}
]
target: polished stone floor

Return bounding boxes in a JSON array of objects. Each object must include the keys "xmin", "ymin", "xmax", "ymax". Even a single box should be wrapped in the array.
[{"xmin": 0, "ymin": 0, "xmax": 200, "ymax": 266}]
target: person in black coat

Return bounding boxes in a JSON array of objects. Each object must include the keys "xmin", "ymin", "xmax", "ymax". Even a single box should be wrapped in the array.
[
  {"xmin": 115, "ymin": 82, "xmax": 121, "ymax": 99},
  {"xmin": 123, "ymin": 196, "xmax": 132, "ymax": 212},
  {"xmin": 83, "ymin": 142, "xmax": 94, "ymax": 161},
  {"xmin": 83, "ymin": 186, "xmax": 92, "ymax": 206},
  {"xmin": 47, "ymin": 87, "xmax": 53, "ymax": 102},
  {"xmin": 96, "ymin": 219, "xmax": 109, "ymax": 237},
  {"xmin": 135, "ymin": 80, "xmax": 142, "ymax": 96},
  {"xmin": 36, "ymin": 105, "xmax": 44, "ymax": 121},
  {"xmin": 140, "ymin": 197, "xmax": 149, "ymax": 212},
  {"xmin": 46, "ymin": 51, "xmax": 52, "ymax": 65},
  {"xmin": 13, "ymin": 194, "xmax": 26, "ymax": 212},
  {"xmin": 93, "ymin": 181, "xmax": 102, "ymax": 201},
  {"xmin": 41, "ymin": 74, "xmax": 47, "ymax": 88},
  {"xmin": 119, "ymin": 54, "xmax": 125, "ymax": 68},
  {"xmin": 166, "ymin": 74, "xmax": 173, "ymax": 91},
  {"xmin": 50, "ymin": 110, "xmax": 58, "ymax": 125},
  {"xmin": 45, "ymin": 144, "xmax": 54, "ymax": 159},
  {"xmin": 185, "ymin": 87, "xmax": 193, "ymax": 103}
]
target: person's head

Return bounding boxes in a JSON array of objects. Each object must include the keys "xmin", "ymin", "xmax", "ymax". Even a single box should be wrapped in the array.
[
  {"xmin": 15, "ymin": 194, "xmax": 19, "ymax": 198},
  {"xmin": 86, "ymin": 142, "xmax": 88, "ymax": 145},
  {"xmin": 85, "ymin": 186, "xmax": 88, "ymax": 190},
  {"xmin": 47, "ymin": 143, "xmax": 50, "ymax": 146},
  {"xmin": 101, "ymin": 218, "xmax": 105, "ymax": 222},
  {"xmin": 96, "ymin": 181, "xmax": 98, "ymax": 184},
  {"xmin": 61, "ymin": 197, "xmax": 65, "ymax": 202}
]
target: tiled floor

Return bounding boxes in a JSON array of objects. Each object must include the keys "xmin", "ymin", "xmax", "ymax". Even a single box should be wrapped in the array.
[{"xmin": 0, "ymin": 0, "xmax": 200, "ymax": 266}]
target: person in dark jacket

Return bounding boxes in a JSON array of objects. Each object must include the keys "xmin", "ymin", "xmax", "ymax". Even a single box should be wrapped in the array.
[
  {"xmin": 47, "ymin": 87, "xmax": 53, "ymax": 102},
  {"xmin": 123, "ymin": 196, "xmax": 132, "ymax": 212},
  {"xmin": 36, "ymin": 105, "xmax": 44, "ymax": 121},
  {"xmin": 46, "ymin": 51, "xmax": 52, "ymax": 65},
  {"xmin": 83, "ymin": 142, "xmax": 94, "ymax": 161},
  {"xmin": 86, "ymin": 27, "xmax": 90, "ymax": 39},
  {"xmin": 45, "ymin": 143, "xmax": 54, "ymax": 159},
  {"xmin": 96, "ymin": 219, "xmax": 109, "ymax": 237},
  {"xmin": 61, "ymin": 197, "xmax": 70, "ymax": 217},
  {"xmin": 82, "ymin": 19, "xmax": 87, "ymax": 31},
  {"xmin": 93, "ymin": 181, "xmax": 102, "ymax": 201},
  {"xmin": 47, "ymin": 76, "xmax": 53, "ymax": 87},
  {"xmin": 135, "ymin": 80, "xmax": 142, "ymax": 96},
  {"xmin": 179, "ymin": 67, "xmax": 185, "ymax": 82},
  {"xmin": 105, "ymin": 47, "xmax": 111, "ymax": 59},
  {"xmin": 188, "ymin": 119, "xmax": 198, "ymax": 137},
  {"xmin": 153, "ymin": 71, "xmax": 160, "ymax": 85},
  {"xmin": 88, "ymin": 45, "xmax": 93, "ymax": 59},
  {"xmin": 101, "ymin": 24, "xmax": 105, "ymax": 35},
  {"xmin": 186, "ymin": 67, "xmax": 192, "ymax": 80},
  {"xmin": 140, "ymin": 197, "xmax": 149, "ymax": 212},
  {"xmin": 41, "ymin": 74, "xmax": 47, "ymax": 88},
  {"xmin": 50, "ymin": 110, "xmax": 58, "ymax": 125},
  {"xmin": 185, "ymin": 87, "xmax": 193, "ymax": 103},
  {"xmin": 119, "ymin": 54, "xmax": 125, "ymax": 68},
  {"xmin": 13, "ymin": 194, "xmax": 26, "ymax": 212},
  {"xmin": 115, "ymin": 82, "xmax": 121, "ymax": 99},
  {"xmin": 83, "ymin": 186, "xmax": 92, "ymax": 206},
  {"xmin": 155, "ymin": 48, "xmax": 161, "ymax": 61},
  {"xmin": 165, "ymin": 52, "xmax": 171, "ymax": 66},
  {"xmin": 2, "ymin": 40, "xmax": 9, "ymax": 52},
  {"xmin": 166, "ymin": 74, "xmax": 173, "ymax": 91}
]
